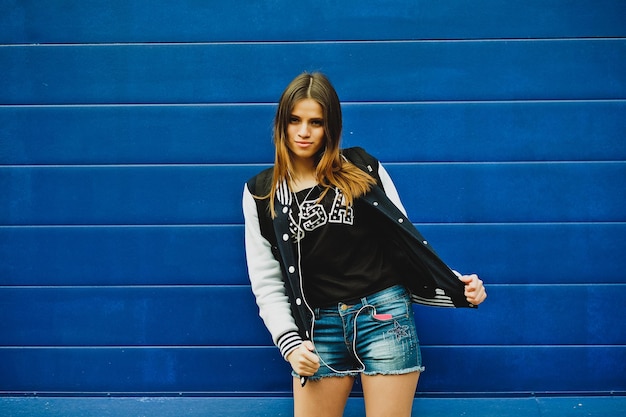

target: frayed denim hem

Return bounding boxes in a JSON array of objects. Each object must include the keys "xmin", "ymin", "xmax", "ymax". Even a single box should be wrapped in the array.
[
  {"xmin": 292, "ymin": 371, "xmax": 360, "ymax": 381},
  {"xmin": 292, "ymin": 365, "xmax": 424, "ymax": 381},
  {"xmin": 361, "ymin": 365, "xmax": 425, "ymax": 376}
]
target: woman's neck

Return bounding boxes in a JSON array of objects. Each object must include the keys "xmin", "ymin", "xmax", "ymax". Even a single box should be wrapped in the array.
[{"xmin": 289, "ymin": 163, "xmax": 318, "ymax": 192}]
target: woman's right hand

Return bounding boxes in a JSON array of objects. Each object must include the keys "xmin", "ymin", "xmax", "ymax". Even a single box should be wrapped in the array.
[{"xmin": 287, "ymin": 340, "xmax": 320, "ymax": 376}]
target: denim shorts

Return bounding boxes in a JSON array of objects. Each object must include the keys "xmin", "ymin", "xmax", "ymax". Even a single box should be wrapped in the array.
[{"xmin": 298, "ymin": 285, "xmax": 424, "ymax": 380}]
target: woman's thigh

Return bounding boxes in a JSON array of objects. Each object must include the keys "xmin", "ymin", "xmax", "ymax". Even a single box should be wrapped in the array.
[
  {"xmin": 293, "ymin": 376, "xmax": 355, "ymax": 417},
  {"xmin": 361, "ymin": 372, "xmax": 420, "ymax": 417}
]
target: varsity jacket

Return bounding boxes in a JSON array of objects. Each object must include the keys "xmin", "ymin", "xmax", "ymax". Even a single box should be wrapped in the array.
[{"xmin": 243, "ymin": 147, "xmax": 475, "ymax": 361}]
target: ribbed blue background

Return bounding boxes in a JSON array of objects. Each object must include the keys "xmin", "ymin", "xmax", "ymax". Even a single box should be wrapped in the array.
[{"xmin": 1, "ymin": 0, "xmax": 624, "ymax": 396}]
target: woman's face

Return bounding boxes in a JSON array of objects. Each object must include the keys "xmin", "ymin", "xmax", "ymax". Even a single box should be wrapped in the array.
[{"xmin": 286, "ymin": 98, "xmax": 326, "ymax": 166}]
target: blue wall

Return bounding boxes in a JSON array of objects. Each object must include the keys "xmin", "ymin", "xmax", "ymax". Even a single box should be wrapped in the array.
[{"xmin": 1, "ymin": 0, "xmax": 625, "ymax": 396}]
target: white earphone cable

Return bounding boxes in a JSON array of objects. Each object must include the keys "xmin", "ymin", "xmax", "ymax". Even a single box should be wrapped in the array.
[{"xmin": 292, "ymin": 185, "xmax": 371, "ymax": 375}]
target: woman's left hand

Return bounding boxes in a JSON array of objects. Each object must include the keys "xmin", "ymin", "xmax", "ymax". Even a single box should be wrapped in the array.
[{"xmin": 458, "ymin": 274, "xmax": 487, "ymax": 306}]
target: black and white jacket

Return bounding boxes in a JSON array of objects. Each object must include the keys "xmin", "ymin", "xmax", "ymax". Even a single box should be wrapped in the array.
[{"xmin": 243, "ymin": 147, "xmax": 475, "ymax": 360}]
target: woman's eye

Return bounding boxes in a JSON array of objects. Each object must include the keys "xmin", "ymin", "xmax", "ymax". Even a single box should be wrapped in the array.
[
  {"xmin": 289, "ymin": 117, "xmax": 300, "ymax": 124},
  {"xmin": 311, "ymin": 120, "xmax": 324, "ymax": 127}
]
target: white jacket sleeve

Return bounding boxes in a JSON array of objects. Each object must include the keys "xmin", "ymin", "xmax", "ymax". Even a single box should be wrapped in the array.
[
  {"xmin": 378, "ymin": 162, "xmax": 408, "ymax": 216},
  {"xmin": 242, "ymin": 184, "xmax": 302, "ymax": 360}
]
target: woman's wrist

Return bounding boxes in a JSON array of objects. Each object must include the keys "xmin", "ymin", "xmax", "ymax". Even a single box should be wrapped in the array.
[{"xmin": 278, "ymin": 330, "xmax": 303, "ymax": 361}]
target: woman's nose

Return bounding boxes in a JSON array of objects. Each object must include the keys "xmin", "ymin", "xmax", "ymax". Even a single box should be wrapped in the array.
[{"xmin": 298, "ymin": 123, "xmax": 310, "ymax": 137}]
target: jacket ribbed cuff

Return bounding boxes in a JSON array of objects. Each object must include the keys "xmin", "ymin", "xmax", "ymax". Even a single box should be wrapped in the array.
[{"xmin": 277, "ymin": 331, "xmax": 303, "ymax": 361}]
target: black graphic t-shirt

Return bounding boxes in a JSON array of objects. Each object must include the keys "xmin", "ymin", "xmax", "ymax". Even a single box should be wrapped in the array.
[{"xmin": 290, "ymin": 186, "xmax": 406, "ymax": 308}]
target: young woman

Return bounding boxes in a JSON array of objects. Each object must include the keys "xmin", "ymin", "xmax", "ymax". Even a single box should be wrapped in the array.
[{"xmin": 243, "ymin": 72, "xmax": 486, "ymax": 417}]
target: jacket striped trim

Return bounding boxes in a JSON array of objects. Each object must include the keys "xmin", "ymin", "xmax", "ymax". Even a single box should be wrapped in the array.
[
  {"xmin": 277, "ymin": 330, "xmax": 303, "ymax": 360},
  {"xmin": 276, "ymin": 179, "xmax": 292, "ymax": 206},
  {"xmin": 410, "ymin": 293, "xmax": 455, "ymax": 307}
]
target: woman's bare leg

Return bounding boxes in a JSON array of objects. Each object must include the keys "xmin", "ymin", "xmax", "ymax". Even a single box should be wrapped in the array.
[
  {"xmin": 361, "ymin": 372, "xmax": 420, "ymax": 417},
  {"xmin": 293, "ymin": 376, "xmax": 355, "ymax": 417}
]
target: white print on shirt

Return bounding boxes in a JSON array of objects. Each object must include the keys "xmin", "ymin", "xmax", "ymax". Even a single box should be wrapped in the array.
[
  {"xmin": 329, "ymin": 188, "xmax": 354, "ymax": 225},
  {"xmin": 290, "ymin": 188, "xmax": 353, "ymax": 242}
]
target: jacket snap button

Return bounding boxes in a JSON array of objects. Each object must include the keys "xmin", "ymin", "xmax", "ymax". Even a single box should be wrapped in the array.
[
  {"xmin": 282, "ymin": 206, "xmax": 289, "ymax": 214},
  {"xmin": 398, "ymin": 218, "xmax": 404, "ymax": 223},
  {"xmin": 296, "ymin": 298, "xmax": 302, "ymax": 305},
  {"xmin": 288, "ymin": 266, "xmax": 295, "ymax": 273},
  {"xmin": 423, "ymin": 240, "xmax": 428, "ymax": 245},
  {"xmin": 373, "ymin": 201, "xmax": 379, "ymax": 206},
  {"xmin": 282, "ymin": 233, "xmax": 289, "ymax": 241}
]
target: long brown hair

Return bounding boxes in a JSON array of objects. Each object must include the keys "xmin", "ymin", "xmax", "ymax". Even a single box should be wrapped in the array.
[{"xmin": 266, "ymin": 72, "xmax": 376, "ymax": 216}]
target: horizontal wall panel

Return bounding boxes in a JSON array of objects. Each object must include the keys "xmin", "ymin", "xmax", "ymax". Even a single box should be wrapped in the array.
[
  {"xmin": 0, "ymin": 225, "xmax": 248, "ymax": 286},
  {"xmin": 1, "ymin": 40, "xmax": 625, "ymax": 105},
  {"xmin": 1, "ymin": 223, "xmax": 624, "ymax": 286},
  {"xmin": 414, "ymin": 284, "xmax": 626, "ymax": 346},
  {"xmin": 2, "ymin": 100, "xmax": 625, "ymax": 165},
  {"xmin": 0, "ymin": 346, "xmax": 291, "ymax": 394},
  {"xmin": 419, "ymin": 346, "xmax": 626, "ymax": 393},
  {"xmin": 0, "ymin": 104, "xmax": 276, "ymax": 165},
  {"xmin": 3, "ymin": 163, "xmax": 624, "ymax": 225},
  {"xmin": 0, "ymin": 286, "xmax": 268, "ymax": 347},
  {"xmin": 0, "ymin": 165, "xmax": 262, "ymax": 226},
  {"xmin": 425, "ymin": 223, "xmax": 626, "ymax": 285},
  {"xmin": 0, "ymin": 346, "xmax": 623, "ymax": 394},
  {"xmin": 2, "ymin": 285, "xmax": 624, "ymax": 346},
  {"xmin": 388, "ymin": 162, "xmax": 626, "ymax": 223},
  {"xmin": 343, "ymin": 100, "xmax": 626, "ymax": 163},
  {"xmin": 1, "ymin": 0, "xmax": 625, "ymax": 43}
]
